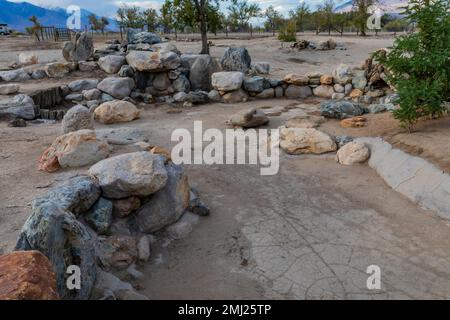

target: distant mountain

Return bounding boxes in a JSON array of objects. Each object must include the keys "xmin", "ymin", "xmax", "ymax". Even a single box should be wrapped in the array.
[
  {"xmin": 0, "ymin": 0, "xmax": 118, "ymax": 32},
  {"xmin": 334, "ymin": 0, "xmax": 410, "ymax": 14}
]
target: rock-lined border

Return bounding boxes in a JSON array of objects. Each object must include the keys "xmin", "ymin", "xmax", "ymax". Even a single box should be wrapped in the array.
[{"xmin": 355, "ymin": 137, "xmax": 450, "ymax": 218}]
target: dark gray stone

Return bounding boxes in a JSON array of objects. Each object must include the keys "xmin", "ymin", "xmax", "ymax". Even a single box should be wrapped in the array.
[
  {"xmin": 220, "ymin": 47, "xmax": 251, "ymax": 73},
  {"xmin": 172, "ymin": 74, "xmax": 191, "ymax": 93},
  {"xmin": 84, "ymin": 197, "xmax": 113, "ymax": 235},
  {"xmin": 320, "ymin": 100, "xmax": 364, "ymax": 119},
  {"xmin": 189, "ymin": 55, "xmax": 221, "ymax": 91}
]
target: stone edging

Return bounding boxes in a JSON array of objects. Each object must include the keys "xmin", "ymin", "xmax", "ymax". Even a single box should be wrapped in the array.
[{"xmin": 355, "ymin": 137, "xmax": 450, "ymax": 219}]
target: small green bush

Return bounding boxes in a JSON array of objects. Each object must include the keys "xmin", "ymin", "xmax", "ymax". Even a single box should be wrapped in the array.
[
  {"xmin": 377, "ymin": 0, "xmax": 450, "ymax": 131},
  {"xmin": 278, "ymin": 20, "xmax": 297, "ymax": 42}
]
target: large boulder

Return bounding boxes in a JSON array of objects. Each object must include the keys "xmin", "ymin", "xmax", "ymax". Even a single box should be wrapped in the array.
[
  {"xmin": 61, "ymin": 105, "xmax": 94, "ymax": 133},
  {"xmin": 189, "ymin": 55, "xmax": 221, "ymax": 91},
  {"xmin": 15, "ymin": 202, "xmax": 97, "ymax": 300},
  {"xmin": 40, "ymin": 130, "xmax": 112, "ymax": 169},
  {"xmin": 0, "ymin": 94, "xmax": 35, "ymax": 120},
  {"xmin": 62, "ymin": 32, "xmax": 94, "ymax": 62},
  {"xmin": 68, "ymin": 79, "xmax": 99, "ymax": 92},
  {"xmin": 0, "ymin": 69, "xmax": 30, "ymax": 82},
  {"xmin": 280, "ymin": 127, "xmax": 337, "ymax": 155},
  {"xmin": 336, "ymin": 141, "xmax": 370, "ymax": 165},
  {"xmin": 94, "ymin": 100, "xmax": 140, "ymax": 124},
  {"xmin": 0, "ymin": 251, "xmax": 59, "ymax": 300},
  {"xmin": 135, "ymin": 163, "xmax": 190, "ymax": 233},
  {"xmin": 230, "ymin": 108, "xmax": 269, "ymax": 128},
  {"xmin": 31, "ymin": 176, "xmax": 101, "ymax": 215},
  {"xmin": 211, "ymin": 72, "xmax": 244, "ymax": 92},
  {"xmin": 126, "ymin": 51, "xmax": 180, "ymax": 72},
  {"xmin": 128, "ymin": 31, "xmax": 161, "ymax": 45},
  {"xmin": 243, "ymin": 76, "xmax": 266, "ymax": 93},
  {"xmin": 220, "ymin": 47, "xmax": 251, "ymax": 73},
  {"xmin": 98, "ymin": 55, "xmax": 126, "ymax": 74},
  {"xmin": 97, "ymin": 77, "xmax": 135, "ymax": 99},
  {"xmin": 320, "ymin": 100, "xmax": 364, "ymax": 119},
  {"xmin": 89, "ymin": 152, "xmax": 168, "ymax": 199}
]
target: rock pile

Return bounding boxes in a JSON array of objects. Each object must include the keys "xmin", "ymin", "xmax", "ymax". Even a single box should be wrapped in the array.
[{"xmin": 16, "ymin": 151, "xmax": 209, "ymax": 299}]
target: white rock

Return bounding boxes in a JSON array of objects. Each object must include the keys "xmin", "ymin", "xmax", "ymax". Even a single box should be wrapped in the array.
[
  {"xmin": 18, "ymin": 52, "xmax": 38, "ymax": 66},
  {"xmin": 0, "ymin": 84, "xmax": 19, "ymax": 95},
  {"xmin": 211, "ymin": 71, "xmax": 244, "ymax": 92},
  {"xmin": 336, "ymin": 141, "xmax": 370, "ymax": 165},
  {"xmin": 280, "ymin": 127, "xmax": 337, "ymax": 154}
]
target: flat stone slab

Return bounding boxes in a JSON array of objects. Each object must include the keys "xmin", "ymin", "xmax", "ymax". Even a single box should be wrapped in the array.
[{"xmin": 356, "ymin": 137, "xmax": 450, "ymax": 218}]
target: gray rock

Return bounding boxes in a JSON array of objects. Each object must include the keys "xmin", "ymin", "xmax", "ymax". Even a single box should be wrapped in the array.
[
  {"xmin": 173, "ymin": 91, "xmax": 188, "ymax": 102},
  {"xmin": 252, "ymin": 61, "xmax": 270, "ymax": 74},
  {"xmin": 285, "ymin": 85, "xmax": 312, "ymax": 98},
  {"xmin": 0, "ymin": 83, "xmax": 19, "ymax": 95},
  {"xmin": 189, "ymin": 55, "xmax": 221, "ymax": 91},
  {"xmin": 98, "ymin": 55, "xmax": 126, "ymax": 74},
  {"xmin": 172, "ymin": 74, "xmax": 190, "ymax": 93},
  {"xmin": 95, "ymin": 235, "xmax": 137, "ymax": 270},
  {"xmin": 65, "ymin": 93, "xmax": 83, "ymax": 101},
  {"xmin": 211, "ymin": 71, "xmax": 244, "ymax": 92},
  {"xmin": 380, "ymin": 93, "xmax": 399, "ymax": 104},
  {"xmin": 118, "ymin": 65, "xmax": 134, "ymax": 77},
  {"xmin": 15, "ymin": 201, "xmax": 97, "ymax": 299},
  {"xmin": 344, "ymin": 83, "xmax": 353, "ymax": 95},
  {"xmin": 137, "ymin": 236, "xmax": 150, "ymax": 262},
  {"xmin": 207, "ymin": 90, "xmax": 222, "ymax": 102},
  {"xmin": 352, "ymin": 75, "xmax": 367, "ymax": 90},
  {"xmin": 0, "ymin": 94, "xmax": 35, "ymax": 120},
  {"xmin": 128, "ymin": 31, "xmax": 161, "ymax": 45},
  {"xmin": 32, "ymin": 175, "xmax": 101, "ymax": 215},
  {"xmin": 365, "ymin": 103, "xmax": 395, "ymax": 114},
  {"xmin": 62, "ymin": 32, "xmax": 94, "ymax": 62},
  {"xmin": 84, "ymin": 197, "xmax": 113, "ymax": 235},
  {"xmin": 152, "ymin": 73, "xmax": 171, "ymax": 91},
  {"xmin": 186, "ymin": 90, "xmax": 209, "ymax": 104},
  {"xmin": 332, "ymin": 64, "xmax": 352, "ymax": 85},
  {"xmin": 89, "ymin": 152, "xmax": 168, "ymax": 199},
  {"xmin": 68, "ymin": 79, "xmax": 99, "ymax": 92},
  {"xmin": 31, "ymin": 69, "xmax": 47, "ymax": 80},
  {"xmin": 83, "ymin": 88, "xmax": 101, "ymax": 101},
  {"xmin": 230, "ymin": 107, "xmax": 269, "ymax": 128},
  {"xmin": 62, "ymin": 105, "xmax": 93, "ymax": 133},
  {"xmin": 320, "ymin": 100, "xmax": 364, "ymax": 119},
  {"xmin": 97, "ymin": 77, "xmax": 135, "ymax": 99},
  {"xmin": 243, "ymin": 76, "xmax": 265, "ymax": 93},
  {"xmin": 101, "ymin": 93, "xmax": 114, "ymax": 102},
  {"xmin": 135, "ymin": 163, "xmax": 190, "ymax": 233},
  {"xmin": 188, "ymin": 189, "xmax": 210, "ymax": 216},
  {"xmin": 78, "ymin": 61, "xmax": 98, "ymax": 72},
  {"xmin": 220, "ymin": 47, "xmax": 251, "ymax": 73},
  {"xmin": 255, "ymin": 88, "xmax": 275, "ymax": 99},
  {"xmin": 335, "ymin": 135, "xmax": 354, "ymax": 148},
  {"xmin": 332, "ymin": 92, "xmax": 345, "ymax": 100},
  {"xmin": 0, "ymin": 68, "xmax": 30, "ymax": 82}
]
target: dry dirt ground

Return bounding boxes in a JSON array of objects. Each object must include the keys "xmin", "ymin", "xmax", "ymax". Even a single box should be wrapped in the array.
[{"xmin": 1, "ymin": 35, "xmax": 450, "ymax": 299}]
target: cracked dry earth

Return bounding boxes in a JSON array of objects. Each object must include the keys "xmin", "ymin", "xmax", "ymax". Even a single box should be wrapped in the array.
[{"xmin": 2, "ymin": 98, "xmax": 450, "ymax": 299}]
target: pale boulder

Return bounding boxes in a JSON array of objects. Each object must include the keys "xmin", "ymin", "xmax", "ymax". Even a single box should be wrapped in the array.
[
  {"xmin": 19, "ymin": 52, "xmax": 38, "ymax": 66},
  {"xmin": 280, "ymin": 127, "xmax": 337, "ymax": 155},
  {"xmin": 211, "ymin": 72, "xmax": 244, "ymax": 92},
  {"xmin": 336, "ymin": 141, "xmax": 370, "ymax": 165},
  {"xmin": 313, "ymin": 85, "xmax": 334, "ymax": 98},
  {"xmin": 94, "ymin": 100, "xmax": 140, "ymax": 124}
]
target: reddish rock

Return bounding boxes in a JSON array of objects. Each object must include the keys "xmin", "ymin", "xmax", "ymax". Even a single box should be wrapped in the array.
[
  {"xmin": 38, "ymin": 146, "xmax": 60, "ymax": 173},
  {"xmin": 0, "ymin": 251, "xmax": 59, "ymax": 300},
  {"xmin": 340, "ymin": 116, "xmax": 367, "ymax": 128}
]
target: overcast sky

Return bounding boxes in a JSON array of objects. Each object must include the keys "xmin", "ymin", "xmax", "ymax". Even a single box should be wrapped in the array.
[{"xmin": 8, "ymin": 0, "xmax": 332, "ymax": 19}]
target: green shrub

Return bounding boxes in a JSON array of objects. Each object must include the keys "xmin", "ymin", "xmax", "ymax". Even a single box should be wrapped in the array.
[
  {"xmin": 278, "ymin": 20, "xmax": 297, "ymax": 42},
  {"xmin": 376, "ymin": 0, "xmax": 450, "ymax": 131}
]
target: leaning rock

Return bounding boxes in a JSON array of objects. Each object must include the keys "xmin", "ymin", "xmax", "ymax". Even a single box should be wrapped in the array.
[
  {"xmin": 61, "ymin": 105, "xmax": 93, "ymax": 133},
  {"xmin": 0, "ymin": 251, "xmax": 59, "ymax": 300},
  {"xmin": 62, "ymin": 32, "xmax": 94, "ymax": 62},
  {"xmin": 43, "ymin": 130, "xmax": 112, "ymax": 169},
  {"xmin": 15, "ymin": 202, "xmax": 97, "ymax": 300},
  {"xmin": 0, "ymin": 94, "xmax": 35, "ymax": 120},
  {"xmin": 94, "ymin": 100, "xmax": 140, "ymax": 124},
  {"xmin": 0, "ymin": 84, "xmax": 19, "ymax": 95},
  {"xmin": 189, "ymin": 55, "xmax": 221, "ymax": 91},
  {"xmin": 97, "ymin": 77, "xmax": 135, "ymax": 99},
  {"xmin": 68, "ymin": 79, "xmax": 99, "ymax": 92},
  {"xmin": 280, "ymin": 127, "xmax": 337, "ymax": 154},
  {"xmin": 98, "ymin": 55, "xmax": 126, "ymax": 74},
  {"xmin": 222, "ymin": 89, "xmax": 248, "ymax": 103},
  {"xmin": 313, "ymin": 85, "xmax": 334, "ymax": 98},
  {"xmin": 0, "ymin": 69, "xmax": 30, "ymax": 82},
  {"xmin": 336, "ymin": 141, "xmax": 370, "ymax": 165},
  {"xmin": 211, "ymin": 71, "xmax": 244, "ymax": 92},
  {"xmin": 135, "ymin": 163, "xmax": 190, "ymax": 233},
  {"xmin": 220, "ymin": 47, "xmax": 251, "ymax": 73},
  {"xmin": 89, "ymin": 152, "xmax": 168, "ymax": 199},
  {"xmin": 230, "ymin": 108, "xmax": 269, "ymax": 128},
  {"xmin": 320, "ymin": 100, "xmax": 364, "ymax": 119}
]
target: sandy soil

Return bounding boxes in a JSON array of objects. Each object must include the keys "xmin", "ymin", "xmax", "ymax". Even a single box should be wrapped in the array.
[{"xmin": 1, "ymin": 35, "xmax": 450, "ymax": 299}]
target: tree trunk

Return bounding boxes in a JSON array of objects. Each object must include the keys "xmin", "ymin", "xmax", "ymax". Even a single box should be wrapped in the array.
[{"xmin": 200, "ymin": 16, "xmax": 209, "ymax": 54}]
